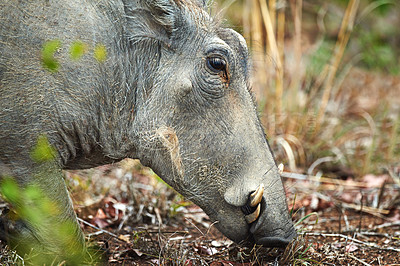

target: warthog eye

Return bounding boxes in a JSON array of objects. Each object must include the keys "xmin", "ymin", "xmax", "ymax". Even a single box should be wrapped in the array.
[
  {"xmin": 206, "ymin": 56, "xmax": 227, "ymax": 73},
  {"xmin": 206, "ymin": 56, "xmax": 229, "ymax": 82}
]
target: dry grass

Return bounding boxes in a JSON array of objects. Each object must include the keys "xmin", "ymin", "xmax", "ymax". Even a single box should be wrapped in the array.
[{"xmin": 216, "ymin": 0, "xmax": 400, "ymax": 177}]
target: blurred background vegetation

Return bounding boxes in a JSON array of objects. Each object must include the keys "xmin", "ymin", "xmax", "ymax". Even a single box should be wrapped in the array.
[{"xmin": 213, "ymin": 0, "xmax": 400, "ymax": 178}]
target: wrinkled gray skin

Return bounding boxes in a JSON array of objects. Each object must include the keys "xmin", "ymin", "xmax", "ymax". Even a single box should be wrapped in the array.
[{"xmin": 0, "ymin": 0, "xmax": 296, "ymax": 260}]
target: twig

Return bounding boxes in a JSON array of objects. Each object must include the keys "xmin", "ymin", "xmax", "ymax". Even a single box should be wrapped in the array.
[
  {"xmin": 305, "ymin": 232, "xmax": 400, "ymax": 252},
  {"xmin": 373, "ymin": 221, "xmax": 400, "ymax": 230},
  {"xmin": 348, "ymin": 254, "xmax": 371, "ymax": 266},
  {"xmin": 143, "ymin": 230, "xmax": 190, "ymax": 234},
  {"xmin": 205, "ymin": 220, "xmax": 219, "ymax": 236},
  {"xmin": 185, "ymin": 218, "xmax": 205, "ymax": 236},
  {"xmin": 283, "ymin": 171, "xmax": 392, "ymax": 216},
  {"xmin": 312, "ymin": 191, "xmax": 389, "ymax": 217},
  {"xmin": 77, "ymin": 217, "xmax": 119, "ymax": 239},
  {"xmin": 342, "ymin": 203, "xmax": 389, "ymax": 216},
  {"xmin": 336, "ymin": 204, "xmax": 350, "ymax": 232},
  {"xmin": 282, "ymin": 171, "xmax": 368, "ymax": 188},
  {"xmin": 355, "ymin": 231, "xmax": 391, "ymax": 238},
  {"xmin": 309, "ymin": 230, "xmax": 392, "ymax": 239},
  {"xmin": 358, "ymin": 192, "xmax": 364, "ymax": 232}
]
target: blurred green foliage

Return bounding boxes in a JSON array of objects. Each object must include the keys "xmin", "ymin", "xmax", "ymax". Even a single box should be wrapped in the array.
[
  {"xmin": 215, "ymin": 0, "xmax": 399, "ymax": 75},
  {"xmin": 0, "ymin": 178, "xmax": 53, "ymax": 229},
  {"xmin": 94, "ymin": 44, "xmax": 107, "ymax": 63},
  {"xmin": 0, "ymin": 177, "xmax": 100, "ymax": 264},
  {"xmin": 41, "ymin": 39, "xmax": 61, "ymax": 72},
  {"xmin": 30, "ymin": 134, "xmax": 56, "ymax": 163},
  {"xmin": 0, "ymin": 135, "xmax": 102, "ymax": 264},
  {"xmin": 70, "ymin": 41, "xmax": 87, "ymax": 60},
  {"xmin": 354, "ymin": 0, "xmax": 399, "ymax": 74},
  {"xmin": 358, "ymin": 30, "xmax": 400, "ymax": 75},
  {"xmin": 42, "ymin": 40, "xmax": 107, "ymax": 72}
]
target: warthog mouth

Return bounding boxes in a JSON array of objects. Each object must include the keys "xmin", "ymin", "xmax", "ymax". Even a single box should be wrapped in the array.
[
  {"xmin": 240, "ymin": 183, "xmax": 297, "ymax": 247},
  {"xmin": 240, "ymin": 183, "xmax": 264, "ymax": 223}
]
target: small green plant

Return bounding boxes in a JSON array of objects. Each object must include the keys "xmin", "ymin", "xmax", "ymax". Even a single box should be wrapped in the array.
[
  {"xmin": 295, "ymin": 212, "xmax": 319, "ymax": 228},
  {"xmin": 280, "ymin": 234, "xmax": 320, "ymax": 265}
]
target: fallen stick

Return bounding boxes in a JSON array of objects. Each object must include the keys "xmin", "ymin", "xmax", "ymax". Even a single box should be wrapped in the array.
[
  {"xmin": 348, "ymin": 254, "xmax": 371, "ymax": 266},
  {"xmin": 373, "ymin": 221, "xmax": 400, "ymax": 230},
  {"xmin": 305, "ymin": 232, "xmax": 400, "ymax": 252},
  {"xmin": 78, "ymin": 217, "xmax": 119, "ymax": 239},
  {"xmin": 341, "ymin": 202, "xmax": 389, "ymax": 215},
  {"xmin": 282, "ymin": 172, "xmax": 368, "ymax": 187}
]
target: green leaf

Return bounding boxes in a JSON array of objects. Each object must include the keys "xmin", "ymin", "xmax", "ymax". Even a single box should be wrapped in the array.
[
  {"xmin": 24, "ymin": 185, "xmax": 42, "ymax": 201},
  {"xmin": 0, "ymin": 178, "xmax": 20, "ymax": 204},
  {"xmin": 69, "ymin": 41, "xmax": 87, "ymax": 60},
  {"xmin": 30, "ymin": 135, "xmax": 56, "ymax": 163},
  {"xmin": 42, "ymin": 40, "xmax": 61, "ymax": 72},
  {"xmin": 295, "ymin": 212, "xmax": 319, "ymax": 227},
  {"xmin": 94, "ymin": 44, "xmax": 107, "ymax": 63}
]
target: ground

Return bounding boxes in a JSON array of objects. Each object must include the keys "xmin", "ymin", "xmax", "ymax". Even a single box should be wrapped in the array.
[
  {"xmin": 3, "ymin": 159, "xmax": 396, "ymax": 265},
  {"xmin": 78, "ymin": 162, "xmax": 400, "ymax": 265},
  {"xmin": 80, "ymin": 161, "xmax": 400, "ymax": 265}
]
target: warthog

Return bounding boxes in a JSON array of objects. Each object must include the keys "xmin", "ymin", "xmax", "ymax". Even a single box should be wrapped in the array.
[{"xmin": 0, "ymin": 0, "xmax": 296, "ymax": 261}]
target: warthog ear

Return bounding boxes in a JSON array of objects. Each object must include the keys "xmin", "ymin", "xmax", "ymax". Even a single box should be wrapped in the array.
[{"xmin": 123, "ymin": 0, "xmax": 178, "ymax": 45}]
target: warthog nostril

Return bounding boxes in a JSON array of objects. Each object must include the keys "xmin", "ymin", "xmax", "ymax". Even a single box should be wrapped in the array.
[{"xmin": 241, "ymin": 183, "xmax": 264, "ymax": 223}]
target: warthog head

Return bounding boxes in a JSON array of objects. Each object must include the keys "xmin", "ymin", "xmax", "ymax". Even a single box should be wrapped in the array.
[{"xmin": 126, "ymin": 0, "xmax": 296, "ymax": 247}]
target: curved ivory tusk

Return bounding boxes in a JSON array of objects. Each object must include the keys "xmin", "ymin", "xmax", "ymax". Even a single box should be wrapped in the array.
[
  {"xmin": 245, "ymin": 204, "xmax": 261, "ymax": 224},
  {"xmin": 249, "ymin": 183, "xmax": 264, "ymax": 207}
]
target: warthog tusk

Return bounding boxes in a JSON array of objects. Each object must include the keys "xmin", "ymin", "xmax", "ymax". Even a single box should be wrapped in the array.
[
  {"xmin": 241, "ymin": 184, "xmax": 264, "ymax": 224},
  {"xmin": 244, "ymin": 204, "xmax": 261, "ymax": 224},
  {"xmin": 249, "ymin": 183, "xmax": 264, "ymax": 207}
]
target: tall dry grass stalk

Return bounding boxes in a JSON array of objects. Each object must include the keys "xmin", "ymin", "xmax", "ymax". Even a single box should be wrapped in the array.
[
  {"xmin": 258, "ymin": 0, "xmax": 284, "ymax": 118},
  {"xmin": 276, "ymin": 3, "xmax": 285, "ymax": 67},
  {"xmin": 314, "ymin": 0, "xmax": 360, "ymax": 134},
  {"xmin": 288, "ymin": 0, "xmax": 302, "ymax": 112},
  {"xmin": 269, "ymin": 0, "xmax": 276, "ymax": 33}
]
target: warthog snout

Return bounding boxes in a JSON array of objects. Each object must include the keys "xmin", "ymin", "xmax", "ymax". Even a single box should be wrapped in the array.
[
  {"xmin": 246, "ymin": 184, "xmax": 297, "ymax": 247},
  {"xmin": 224, "ymin": 171, "xmax": 297, "ymax": 248},
  {"xmin": 239, "ymin": 183, "xmax": 297, "ymax": 247}
]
